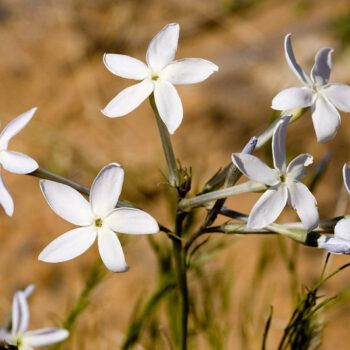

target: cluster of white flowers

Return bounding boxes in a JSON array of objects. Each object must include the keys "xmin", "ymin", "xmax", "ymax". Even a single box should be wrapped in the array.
[{"xmin": 3, "ymin": 22, "xmax": 350, "ymax": 348}]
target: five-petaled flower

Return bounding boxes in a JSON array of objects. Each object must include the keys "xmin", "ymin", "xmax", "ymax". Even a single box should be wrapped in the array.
[
  {"xmin": 39, "ymin": 163, "xmax": 159, "ymax": 272},
  {"xmin": 272, "ymin": 34, "xmax": 350, "ymax": 143},
  {"xmin": 102, "ymin": 23, "xmax": 218, "ymax": 134},
  {"xmin": 232, "ymin": 116, "xmax": 319, "ymax": 230},
  {"xmin": 0, "ymin": 289, "xmax": 68, "ymax": 350},
  {"xmin": 318, "ymin": 164, "xmax": 350, "ymax": 254},
  {"xmin": 0, "ymin": 108, "xmax": 39, "ymax": 216}
]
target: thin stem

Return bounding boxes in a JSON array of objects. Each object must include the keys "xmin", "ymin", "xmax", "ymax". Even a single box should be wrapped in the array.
[
  {"xmin": 179, "ymin": 181, "xmax": 266, "ymax": 211},
  {"xmin": 172, "ymin": 212, "xmax": 189, "ymax": 350},
  {"xmin": 149, "ymin": 94, "xmax": 179, "ymax": 187}
]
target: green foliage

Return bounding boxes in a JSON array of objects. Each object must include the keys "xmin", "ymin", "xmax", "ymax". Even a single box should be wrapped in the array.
[{"xmin": 332, "ymin": 12, "xmax": 350, "ymax": 49}]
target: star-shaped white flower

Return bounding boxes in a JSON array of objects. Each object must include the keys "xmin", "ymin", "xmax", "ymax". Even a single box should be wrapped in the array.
[
  {"xmin": 0, "ymin": 108, "xmax": 39, "ymax": 216},
  {"xmin": 39, "ymin": 163, "xmax": 159, "ymax": 272},
  {"xmin": 102, "ymin": 23, "xmax": 218, "ymax": 134},
  {"xmin": 232, "ymin": 116, "xmax": 319, "ymax": 230},
  {"xmin": 272, "ymin": 34, "xmax": 350, "ymax": 143},
  {"xmin": 318, "ymin": 164, "xmax": 350, "ymax": 254},
  {"xmin": 1, "ymin": 290, "xmax": 68, "ymax": 350}
]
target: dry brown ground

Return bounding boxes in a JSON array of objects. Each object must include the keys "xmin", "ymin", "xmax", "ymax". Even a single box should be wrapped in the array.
[{"xmin": 1, "ymin": 0, "xmax": 350, "ymax": 349}]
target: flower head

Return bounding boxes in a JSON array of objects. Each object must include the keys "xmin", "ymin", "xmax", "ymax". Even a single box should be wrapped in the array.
[
  {"xmin": 318, "ymin": 164, "xmax": 350, "ymax": 254},
  {"xmin": 232, "ymin": 116, "xmax": 319, "ymax": 230},
  {"xmin": 102, "ymin": 23, "xmax": 218, "ymax": 134},
  {"xmin": 272, "ymin": 34, "xmax": 350, "ymax": 143},
  {"xmin": 0, "ymin": 108, "xmax": 39, "ymax": 216},
  {"xmin": 0, "ymin": 289, "xmax": 68, "ymax": 350},
  {"xmin": 39, "ymin": 163, "xmax": 159, "ymax": 272}
]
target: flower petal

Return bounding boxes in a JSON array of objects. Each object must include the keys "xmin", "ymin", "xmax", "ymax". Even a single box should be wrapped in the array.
[
  {"xmin": 101, "ymin": 79, "xmax": 154, "ymax": 118},
  {"xmin": 286, "ymin": 153, "xmax": 313, "ymax": 181},
  {"xmin": 247, "ymin": 185, "xmax": 288, "ymax": 229},
  {"xmin": 90, "ymin": 163, "xmax": 124, "ymax": 217},
  {"xmin": 343, "ymin": 164, "xmax": 350, "ymax": 194},
  {"xmin": 0, "ymin": 151, "xmax": 38, "ymax": 174},
  {"xmin": 0, "ymin": 108, "xmax": 37, "ymax": 150},
  {"xmin": 104, "ymin": 208, "xmax": 159, "ymax": 234},
  {"xmin": 311, "ymin": 48, "xmax": 333, "ymax": 86},
  {"xmin": 272, "ymin": 116, "xmax": 290, "ymax": 172},
  {"xmin": 311, "ymin": 95, "xmax": 340, "ymax": 143},
  {"xmin": 146, "ymin": 23, "xmax": 179, "ymax": 72},
  {"xmin": 0, "ymin": 173, "xmax": 13, "ymax": 216},
  {"xmin": 271, "ymin": 87, "xmax": 313, "ymax": 110},
  {"xmin": 318, "ymin": 235, "xmax": 350, "ymax": 255},
  {"xmin": 232, "ymin": 153, "xmax": 280, "ymax": 186},
  {"xmin": 98, "ymin": 228, "xmax": 128, "ymax": 272},
  {"xmin": 288, "ymin": 182, "xmax": 319, "ymax": 231},
  {"xmin": 12, "ymin": 291, "xmax": 29, "ymax": 335},
  {"xmin": 334, "ymin": 218, "xmax": 350, "ymax": 241},
  {"xmin": 103, "ymin": 54, "xmax": 149, "ymax": 80},
  {"xmin": 323, "ymin": 83, "xmax": 350, "ymax": 113},
  {"xmin": 25, "ymin": 328, "xmax": 69, "ymax": 347},
  {"xmin": 161, "ymin": 58, "xmax": 218, "ymax": 85},
  {"xmin": 40, "ymin": 180, "xmax": 93, "ymax": 226},
  {"xmin": 38, "ymin": 227, "xmax": 97, "ymax": 263},
  {"xmin": 284, "ymin": 34, "xmax": 311, "ymax": 86},
  {"xmin": 154, "ymin": 80, "xmax": 183, "ymax": 134}
]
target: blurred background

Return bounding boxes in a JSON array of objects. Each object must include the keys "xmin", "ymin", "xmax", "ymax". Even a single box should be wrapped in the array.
[{"xmin": 1, "ymin": 0, "xmax": 350, "ymax": 348}]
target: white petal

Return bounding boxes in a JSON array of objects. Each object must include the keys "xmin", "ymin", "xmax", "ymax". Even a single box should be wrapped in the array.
[
  {"xmin": 38, "ymin": 227, "xmax": 97, "ymax": 263},
  {"xmin": 311, "ymin": 95, "xmax": 340, "ymax": 143},
  {"xmin": 232, "ymin": 153, "xmax": 280, "ymax": 186},
  {"xmin": 0, "ymin": 173, "xmax": 13, "ymax": 216},
  {"xmin": 161, "ymin": 58, "xmax": 218, "ymax": 85},
  {"xmin": 272, "ymin": 116, "xmax": 290, "ymax": 172},
  {"xmin": 98, "ymin": 228, "xmax": 128, "ymax": 272},
  {"xmin": 0, "ymin": 108, "xmax": 37, "ymax": 150},
  {"xmin": 288, "ymin": 182, "xmax": 319, "ymax": 231},
  {"xmin": 247, "ymin": 185, "xmax": 288, "ymax": 229},
  {"xmin": 323, "ymin": 83, "xmax": 350, "ymax": 112},
  {"xmin": 101, "ymin": 79, "xmax": 154, "ymax": 118},
  {"xmin": 103, "ymin": 54, "xmax": 149, "ymax": 80},
  {"xmin": 311, "ymin": 48, "xmax": 333, "ymax": 86},
  {"xmin": 0, "ymin": 151, "xmax": 38, "ymax": 174},
  {"xmin": 25, "ymin": 328, "xmax": 69, "ymax": 347},
  {"xmin": 286, "ymin": 153, "xmax": 313, "ymax": 181},
  {"xmin": 318, "ymin": 235, "xmax": 350, "ymax": 255},
  {"xmin": 154, "ymin": 80, "xmax": 183, "ymax": 134},
  {"xmin": 146, "ymin": 23, "xmax": 179, "ymax": 72},
  {"xmin": 40, "ymin": 180, "xmax": 93, "ymax": 226},
  {"xmin": 90, "ymin": 163, "xmax": 124, "ymax": 217},
  {"xmin": 343, "ymin": 164, "xmax": 350, "ymax": 194},
  {"xmin": 104, "ymin": 208, "xmax": 159, "ymax": 234},
  {"xmin": 12, "ymin": 291, "xmax": 29, "ymax": 335},
  {"xmin": 271, "ymin": 87, "xmax": 313, "ymax": 110},
  {"xmin": 284, "ymin": 34, "xmax": 311, "ymax": 86},
  {"xmin": 23, "ymin": 284, "xmax": 35, "ymax": 299},
  {"xmin": 334, "ymin": 218, "xmax": 350, "ymax": 241}
]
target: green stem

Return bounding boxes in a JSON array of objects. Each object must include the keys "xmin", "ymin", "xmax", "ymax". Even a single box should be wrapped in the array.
[
  {"xmin": 179, "ymin": 181, "xmax": 266, "ymax": 211},
  {"xmin": 172, "ymin": 212, "xmax": 189, "ymax": 350},
  {"xmin": 149, "ymin": 94, "xmax": 179, "ymax": 187}
]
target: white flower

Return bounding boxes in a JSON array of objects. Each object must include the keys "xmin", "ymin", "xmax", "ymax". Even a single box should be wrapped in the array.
[
  {"xmin": 38, "ymin": 163, "xmax": 159, "ymax": 272},
  {"xmin": 102, "ymin": 23, "xmax": 218, "ymax": 134},
  {"xmin": 232, "ymin": 116, "xmax": 319, "ymax": 230},
  {"xmin": 318, "ymin": 164, "xmax": 350, "ymax": 254},
  {"xmin": 272, "ymin": 33, "xmax": 350, "ymax": 143},
  {"xmin": 0, "ymin": 108, "xmax": 39, "ymax": 216},
  {"xmin": 1, "ymin": 290, "xmax": 68, "ymax": 350}
]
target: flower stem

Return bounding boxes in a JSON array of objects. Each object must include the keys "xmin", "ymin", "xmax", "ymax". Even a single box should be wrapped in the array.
[
  {"xmin": 149, "ymin": 94, "xmax": 179, "ymax": 187},
  {"xmin": 172, "ymin": 211, "xmax": 189, "ymax": 350},
  {"xmin": 179, "ymin": 181, "xmax": 267, "ymax": 211}
]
